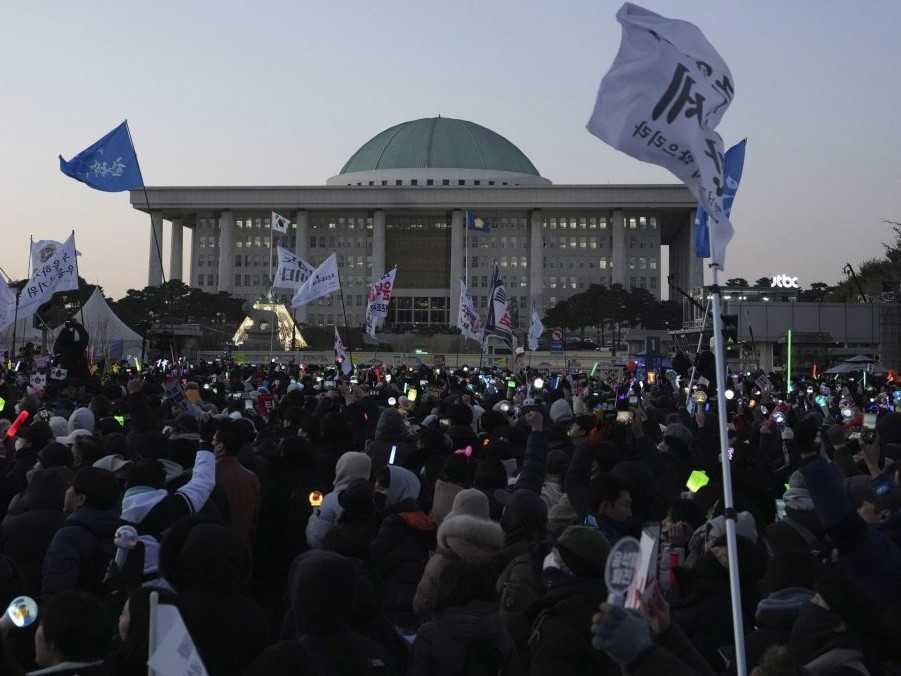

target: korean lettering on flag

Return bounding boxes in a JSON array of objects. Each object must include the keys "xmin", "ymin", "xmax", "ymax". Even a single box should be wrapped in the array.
[
  {"xmin": 291, "ymin": 254, "xmax": 340, "ymax": 308},
  {"xmin": 364, "ymin": 267, "xmax": 397, "ymax": 338},
  {"xmin": 0, "ymin": 270, "xmax": 16, "ymax": 332},
  {"xmin": 271, "ymin": 211, "xmax": 290, "ymax": 234},
  {"xmin": 587, "ymin": 3, "xmax": 737, "ymax": 269},
  {"xmin": 528, "ymin": 307, "xmax": 545, "ymax": 352},
  {"xmin": 274, "ymin": 247, "xmax": 314, "ymax": 290},
  {"xmin": 59, "ymin": 121, "xmax": 144, "ymax": 192},
  {"xmin": 456, "ymin": 281, "xmax": 483, "ymax": 343},
  {"xmin": 334, "ymin": 327, "xmax": 352, "ymax": 376},
  {"xmin": 17, "ymin": 234, "xmax": 79, "ymax": 322}
]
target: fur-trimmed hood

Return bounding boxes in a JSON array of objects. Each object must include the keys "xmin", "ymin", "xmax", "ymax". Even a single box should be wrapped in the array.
[{"xmin": 437, "ymin": 513, "xmax": 503, "ymax": 564}]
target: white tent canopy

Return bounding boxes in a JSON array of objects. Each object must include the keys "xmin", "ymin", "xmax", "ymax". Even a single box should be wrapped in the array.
[{"xmin": 78, "ymin": 289, "xmax": 143, "ymax": 360}]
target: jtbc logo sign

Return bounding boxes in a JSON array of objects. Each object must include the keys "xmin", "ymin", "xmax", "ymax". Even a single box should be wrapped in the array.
[{"xmin": 771, "ymin": 274, "xmax": 800, "ymax": 289}]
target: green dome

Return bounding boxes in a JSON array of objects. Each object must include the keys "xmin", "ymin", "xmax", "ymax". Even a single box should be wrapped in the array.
[{"xmin": 339, "ymin": 117, "xmax": 541, "ymax": 176}]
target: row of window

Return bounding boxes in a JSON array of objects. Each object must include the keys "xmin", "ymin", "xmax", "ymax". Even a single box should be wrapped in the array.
[
  {"xmin": 310, "ymin": 236, "xmax": 373, "ymax": 252},
  {"xmin": 469, "ymin": 275, "xmax": 529, "ymax": 289},
  {"xmin": 348, "ymin": 178, "xmax": 518, "ymax": 187}
]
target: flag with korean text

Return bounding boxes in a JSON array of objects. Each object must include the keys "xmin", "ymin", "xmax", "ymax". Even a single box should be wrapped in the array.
[
  {"xmin": 273, "ymin": 246, "xmax": 314, "ymax": 290},
  {"xmin": 456, "ymin": 281, "xmax": 483, "ymax": 343},
  {"xmin": 271, "ymin": 211, "xmax": 290, "ymax": 234},
  {"xmin": 484, "ymin": 263, "xmax": 513, "ymax": 348},
  {"xmin": 365, "ymin": 267, "xmax": 397, "ymax": 338},
  {"xmin": 17, "ymin": 234, "xmax": 79, "ymax": 322},
  {"xmin": 59, "ymin": 121, "xmax": 144, "ymax": 192},
  {"xmin": 587, "ymin": 3, "xmax": 737, "ymax": 269},
  {"xmin": 528, "ymin": 307, "xmax": 544, "ymax": 351},
  {"xmin": 291, "ymin": 253, "xmax": 340, "ymax": 307},
  {"xmin": 334, "ymin": 326, "xmax": 352, "ymax": 376}
]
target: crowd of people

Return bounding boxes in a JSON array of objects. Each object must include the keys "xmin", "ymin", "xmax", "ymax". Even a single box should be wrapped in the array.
[{"xmin": 0, "ymin": 330, "xmax": 900, "ymax": 675}]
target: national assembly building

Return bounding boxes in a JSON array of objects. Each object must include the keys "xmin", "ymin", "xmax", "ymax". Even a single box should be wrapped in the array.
[{"xmin": 130, "ymin": 116, "xmax": 697, "ymax": 332}]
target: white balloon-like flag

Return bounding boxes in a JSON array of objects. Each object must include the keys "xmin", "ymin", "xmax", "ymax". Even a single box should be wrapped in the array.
[
  {"xmin": 291, "ymin": 253, "xmax": 340, "ymax": 307},
  {"xmin": 587, "ymin": 2, "xmax": 736, "ymax": 269}
]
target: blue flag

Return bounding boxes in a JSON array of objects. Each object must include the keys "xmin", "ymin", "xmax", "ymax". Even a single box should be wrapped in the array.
[
  {"xmin": 59, "ymin": 121, "xmax": 144, "ymax": 192},
  {"xmin": 694, "ymin": 139, "xmax": 746, "ymax": 258},
  {"xmin": 465, "ymin": 211, "xmax": 491, "ymax": 233}
]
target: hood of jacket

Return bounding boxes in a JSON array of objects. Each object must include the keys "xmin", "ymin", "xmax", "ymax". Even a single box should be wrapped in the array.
[
  {"xmin": 67, "ymin": 504, "xmax": 121, "ymax": 537},
  {"xmin": 290, "ymin": 550, "xmax": 355, "ymax": 635},
  {"xmin": 385, "ymin": 465, "xmax": 421, "ymax": 507},
  {"xmin": 438, "ymin": 514, "xmax": 503, "ymax": 564},
  {"xmin": 334, "ymin": 452, "xmax": 371, "ymax": 493}
]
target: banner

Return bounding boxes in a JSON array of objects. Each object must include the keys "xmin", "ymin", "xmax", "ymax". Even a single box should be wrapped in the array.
[
  {"xmin": 528, "ymin": 307, "xmax": 544, "ymax": 352},
  {"xmin": 148, "ymin": 601, "xmax": 209, "ymax": 676},
  {"xmin": 59, "ymin": 120, "xmax": 144, "ymax": 192},
  {"xmin": 456, "ymin": 281, "xmax": 483, "ymax": 343},
  {"xmin": 695, "ymin": 139, "xmax": 747, "ymax": 258},
  {"xmin": 17, "ymin": 233, "xmax": 79, "ymax": 322},
  {"xmin": 273, "ymin": 246, "xmax": 314, "ymax": 290},
  {"xmin": 587, "ymin": 3, "xmax": 737, "ymax": 268},
  {"xmin": 0, "ymin": 271, "xmax": 16, "ymax": 332},
  {"xmin": 364, "ymin": 267, "xmax": 397, "ymax": 338},
  {"xmin": 484, "ymin": 263, "xmax": 513, "ymax": 348},
  {"xmin": 334, "ymin": 326, "xmax": 352, "ymax": 376},
  {"xmin": 271, "ymin": 211, "xmax": 290, "ymax": 234},
  {"xmin": 291, "ymin": 253, "xmax": 339, "ymax": 307}
]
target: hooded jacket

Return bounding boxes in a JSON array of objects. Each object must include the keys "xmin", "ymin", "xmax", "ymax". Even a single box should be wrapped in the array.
[
  {"xmin": 119, "ymin": 450, "xmax": 215, "ymax": 576},
  {"xmin": 306, "ymin": 451, "xmax": 372, "ymax": 549},
  {"xmin": 370, "ymin": 466, "xmax": 435, "ymax": 629}
]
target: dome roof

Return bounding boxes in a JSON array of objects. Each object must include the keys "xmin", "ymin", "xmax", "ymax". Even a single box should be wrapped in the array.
[{"xmin": 338, "ymin": 117, "xmax": 542, "ymax": 177}]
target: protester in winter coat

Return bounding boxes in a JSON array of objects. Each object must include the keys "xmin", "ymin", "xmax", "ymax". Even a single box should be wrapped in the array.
[
  {"xmin": 366, "ymin": 408, "xmax": 416, "ymax": 471},
  {"xmin": 495, "ymin": 488, "xmax": 551, "ymax": 666},
  {"xmin": 528, "ymin": 526, "xmax": 617, "ymax": 676},
  {"xmin": 41, "ymin": 467, "xmax": 120, "ymax": 595},
  {"xmin": 322, "ymin": 478, "xmax": 379, "ymax": 560},
  {"xmin": 413, "ymin": 488, "xmax": 501, "ymax": 616},
  {"xmin": 764, "ymin": 470, "xmax": 826, "ymax": 556},
  {"xmin": 0, "ymin": 421, "xmax": 55, "ymax": 518},
  {"xmin": 540, "ymin": 450, "xmax": 568, "ymax": 512},
  {"xmin": 1, "ymin": 467, "xmax": 68, "ymax": 597},
  {"xmin": 306, "ymin": 451, "xmax": 372, "ymax": 549},
  {"xmin": 158, "ymin": 518, "xmax": 269, "ymax": 676},
  {"xmin": 370, "ymin": 465, "xmax": 436, "ymax": 631},
  {"xmin": 246, "ymin": 550, "xmax": 392, "ymax": 676},
  {"xmin": 213, "ymin": 417, "xmax": 261, "ymax": 550}
]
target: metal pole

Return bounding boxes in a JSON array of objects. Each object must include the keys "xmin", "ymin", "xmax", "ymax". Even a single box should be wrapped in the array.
[
  {"xmin": 71, "ymin": 230, "xmax": 87, "ymax": 326},
  {"xmin": 685, "ymin": 297, "xmax": 712, "ymax": 407},
  {"xmin": 337, "ymin": 266, "xmax": 354, "ymax": 371},
  {"xmin": 710, "ymin": 265, "xmax": 748, "ymax": 676},
  {"xmin": 786, "ymin": 328, "xmax": 793, "ymax": 396},
  {"xmin": 268, "ymin": 224, "xmax": 275, "ymax": 362},
  {"xmin": 10, "ymin": 289, "xmax": 20, "ymax": 364}
]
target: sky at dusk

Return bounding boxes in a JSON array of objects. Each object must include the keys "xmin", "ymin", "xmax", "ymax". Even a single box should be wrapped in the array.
[{"xmin": 2, "ymin": 0, "xmax": 900, "ymax": 299}]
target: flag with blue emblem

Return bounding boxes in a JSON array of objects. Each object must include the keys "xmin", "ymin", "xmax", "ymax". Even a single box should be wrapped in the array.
[
  {"xmin": 465, "ymin": 211, "xmax": 491, "ymax": 233},
  {"xmin": 695, "ymin": 139, "xmax": 746, "ymax": 258},
  {"xmin": 59, "ymin": 121, "xmax": 144, "ymax": 192}
]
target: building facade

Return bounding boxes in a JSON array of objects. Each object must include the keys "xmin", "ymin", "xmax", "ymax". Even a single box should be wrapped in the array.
[{"xmin": 131, "ymin": 117, "xmax": 698, "ymax": 331}]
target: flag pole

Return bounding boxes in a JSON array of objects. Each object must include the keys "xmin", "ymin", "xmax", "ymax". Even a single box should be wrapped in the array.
[
  {"xmin": 685, "ymin": 297, "xmax": 712, "ymax": 407},
  {"xmin": 71, "ymin": 230, "xmax": 87, "ymax": 326},
  {"xmin": 336, "ymin": 264, "xmax": 354, "ymax": 372},
  {"xmin": 125, "ymin": 122, "xmax": 167, "ymax": 289},
  {"xmin": 709, "ymin": 261, "xmax": 748, "ymax": 676},
  {"xmin": 268, "ymin": 221, "xmax": 275, "ymax": 362}
]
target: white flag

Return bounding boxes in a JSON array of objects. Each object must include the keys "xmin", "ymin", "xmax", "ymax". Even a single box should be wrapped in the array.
[
  {"xmin": 456, "ymin": 280, "xmax": 483, "ymax": 343},
  {"xmin": 273, "ymin": 246, "xmax": 314, "ymax": 290},
  {"xmin": 291, "ymin": 253, "xmax": 340, "ymax": 308},
  {"xmin": 364, "ymin": 267, "xmax": 397, "ymax": 338},
  {"xmin": 528, "ymin": 307, "xmax": 544, "ymax": 352},
  {"xmin": 0, "ymin": 270, "xmax": 17, "ymax": 332},
  {"xmin": 587, "ymin": 3, "xmax": 736, "ymax": 268},
  {"xmin": 334, "ymin": 326, "xmax": 352, "ymax": 376},
  {"xmin": 148, "ymin": 601, "xmax": 209, "ymax": 676},
  {"xmin": 18, "ymin": 233, "xmax": 79, "ymax": 322},
  {"xmin": 271, "ymin": 211, "xmax": 290, "ymax": 234}
]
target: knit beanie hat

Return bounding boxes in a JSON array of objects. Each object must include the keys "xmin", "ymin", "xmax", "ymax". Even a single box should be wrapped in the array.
[
  {"xmin": 557, "ymin": 525, "xmax": 611, "ymax": 578},
  {"xmin": 549, "ymin": 399, "xmax": 574, "ymax": 425},
  {"xmin": 547, "ymin": 494, "xmax": 579, "ymax": 538},
  {"xmin": 437, "ymin": 514, "xmax": 503, "ymax": 564},
  {"xmin": 337, "ymin": 478, "xmax": 376, "ymax": 521},
  {"xmin": 448, "ymin": 488, "xmax": 490, "ymax": 520},
  {"xmin": 68, "ymin": 407, "xmax": 96, "ymax": 434}
]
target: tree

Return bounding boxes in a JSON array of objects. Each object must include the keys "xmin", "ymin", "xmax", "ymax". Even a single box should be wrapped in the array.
[
  {"xmin": 111, "ymin": 281, "xmax": 245, "ymax": 330},
  {"xmin": 753, "ymin": 277, "xmax": 772, "ymax": 288},
  {"xmin": 725, "ymin": 278, "xmax": 749, "ymax": 288},
  {"xmin": 799, "ymin": 282, "xmax": 833, "ymax": 303},
  {"xmin": 829, "ymin": 221, "xmax": 901, "ymax": 301}
]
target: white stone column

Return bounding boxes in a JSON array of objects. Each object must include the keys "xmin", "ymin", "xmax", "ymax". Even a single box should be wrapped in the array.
[
  {"xmin": 612, "ymin": 209, "xmax": 626, "ymax": 288},
  {"xmin": 449, "ymin": 209, "xmax": 465, "ymax": 323},
  {"xmin": 686, "ymin": 208, "xmax": 703, "ymax": 291},
  {"xmin": 528, "ymin": 210, "xmax": 543, "ymax": 312},
  {"xmin": 170, "ymin": 218, "xmax": 183, "ymax": 282},
  {"xmin": 372, "ymin": 209, "xmax": 386, "ymax": 279},
  {"xmin": 147, "ymin": 211, "xmax": 163, "ymax": 287},
  {"xmin": 294, "ymin": 210, "xmax": 310, "ymax": 321},
  {"xmin": 217, "ymin": 210, "xmax": 234, "ymax": 293},
  {"xmin": 189, "ymin": 219, "xmax": 199, "ymax": 286}
]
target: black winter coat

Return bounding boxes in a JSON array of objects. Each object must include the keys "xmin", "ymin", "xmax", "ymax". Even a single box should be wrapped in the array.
[
  {"xmin": 41, "ymin": 506, "xmax": 119, "ymax": 595},
  {"xmin": 1, "ymin": 507, "xmax": 65, "ymax": 596}
]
